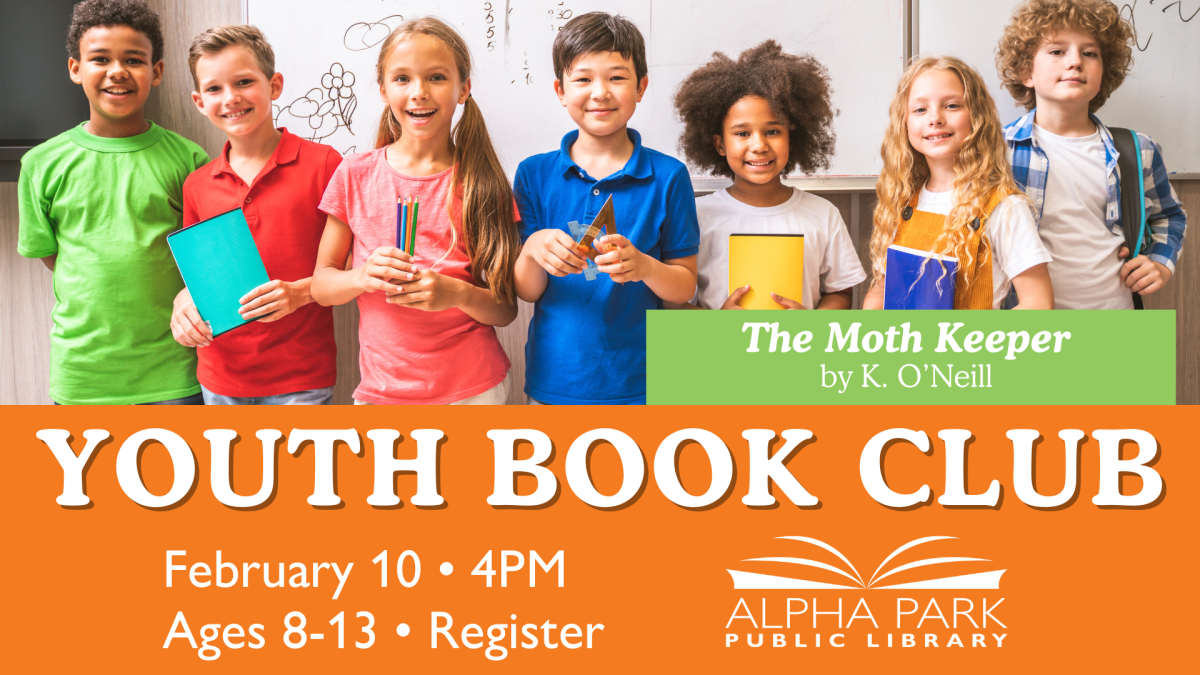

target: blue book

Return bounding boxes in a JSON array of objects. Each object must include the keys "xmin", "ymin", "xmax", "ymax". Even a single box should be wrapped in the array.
[
  {"xmin": 884, "ymin": 245, "xmax": 958, "ymax": 310},
  {"xmin": 166, "ymin": 208, "xmax": 270, "ymax": 337}
]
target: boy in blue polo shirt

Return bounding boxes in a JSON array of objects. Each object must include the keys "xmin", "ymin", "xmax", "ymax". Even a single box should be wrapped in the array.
[{"xmin": 513, "ymin": 12, "xmax": 699, "ymax": 405}]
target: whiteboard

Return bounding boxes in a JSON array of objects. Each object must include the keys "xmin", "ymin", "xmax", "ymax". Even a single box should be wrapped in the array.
[
  {"xmin": 247, "ymin": 0, "xmax": 906, "ymax": 178},
  {"xmin": 919, "ymin": 0, "xmax": 1200, "ymax": 174}
]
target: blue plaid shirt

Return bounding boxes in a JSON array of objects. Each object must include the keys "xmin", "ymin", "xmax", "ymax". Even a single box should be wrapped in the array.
[{"xmin": 1004, "ymin": 109, "xmax": 1186, "ymax": 273}]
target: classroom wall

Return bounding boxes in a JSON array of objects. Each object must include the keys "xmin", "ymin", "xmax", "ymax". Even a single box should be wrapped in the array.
[
  {"xmin": 2, "ymin": 0, "xmax": 1198, "ymax": 404},
  {"xmin": 0, "ymin": 183, "xmax": 54, "ymax": 405}
]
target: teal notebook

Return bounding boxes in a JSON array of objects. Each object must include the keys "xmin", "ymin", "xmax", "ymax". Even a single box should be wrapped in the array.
[{"xmin": 167, "ymin": 208, "xmax": 270, "ymax": 337}]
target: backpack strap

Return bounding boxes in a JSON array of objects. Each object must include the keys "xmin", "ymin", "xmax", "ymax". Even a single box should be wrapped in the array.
[{"xmin": 1109, "ymin": 126, "xmax": 1148, "ymax": 310}]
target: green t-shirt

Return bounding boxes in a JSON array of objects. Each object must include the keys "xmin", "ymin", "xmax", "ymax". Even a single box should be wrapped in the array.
[{"xmin": 17, "ymin": 122, "xmax": 209, "ymax": 405}]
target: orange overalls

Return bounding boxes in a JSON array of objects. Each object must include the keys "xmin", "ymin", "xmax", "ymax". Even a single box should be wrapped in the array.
[{"xmin": 891, "ymin": 191, "xmax": 1012, "ymax": 309}]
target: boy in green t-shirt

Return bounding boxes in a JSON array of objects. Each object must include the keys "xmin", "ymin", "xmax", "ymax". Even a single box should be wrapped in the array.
[{"xmin": 17, "ymin": 0, "xmax": 209, "ymax": 404}]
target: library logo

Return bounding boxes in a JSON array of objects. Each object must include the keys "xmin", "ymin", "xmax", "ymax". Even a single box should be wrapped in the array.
[
  {"xmin": 727, "ymin": 535, "xmax": 1006, "ymax": 590},
  {"xmin": 724, "ymin": 536, "xmax": 1010, "ymax": 650}
]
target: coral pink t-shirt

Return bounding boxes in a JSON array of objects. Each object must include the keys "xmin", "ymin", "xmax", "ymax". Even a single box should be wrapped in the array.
[{"xmin": 319, "ymin": 148, "xmax": 510, "ymax": 404}]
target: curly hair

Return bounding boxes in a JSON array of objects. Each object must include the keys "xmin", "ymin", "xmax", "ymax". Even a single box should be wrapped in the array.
[
  {"xmin": 67, "ymin": 0, "xmax": 164, "ymax": 64},
  {"xmin": 672, "ymin": 40, "xmax": 836, "ymax": 178},
  {"xmin": 869, "ymin": 57, "xmax": 1025, "ymax": 293},
  {"xmin": 996, "ymin": 0, "xmax": 1133, "ymax": 112}
]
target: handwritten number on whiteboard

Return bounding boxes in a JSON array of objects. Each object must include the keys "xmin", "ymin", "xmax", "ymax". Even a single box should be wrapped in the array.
[
  {"xmin": 484, "ymin": 3, "xmax": 496, "ymax": 52},
  {"xmin": 550, "ymin": 3, "xmax": 575, "ymax": 31}
]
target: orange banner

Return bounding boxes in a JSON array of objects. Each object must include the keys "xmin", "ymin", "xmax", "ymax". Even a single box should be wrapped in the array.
[{"xmin": 1, "ymin": 406, "xmax": 1194, "ymax": 672}]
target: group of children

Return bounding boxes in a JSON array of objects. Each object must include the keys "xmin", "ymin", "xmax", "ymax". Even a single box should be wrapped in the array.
[{"xmin": 18, "ymin": 0, "xmax": 1187, "ymax": 406}]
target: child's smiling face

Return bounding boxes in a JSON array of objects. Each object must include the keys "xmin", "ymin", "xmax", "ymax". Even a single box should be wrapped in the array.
[
  {"xmin": 555, "ymin": 51, "xmax": 647, "ymax": 140},
  {"xmin": 69, "ymin": 25, "xmax": 162, "ymax": 128},
  {"xmin": 714, "ymin": 96, "xmax": 789, "ymax": 185},
  {"xmin": 379, "ymin": 34, "xmax": 470, "ymax": 142},
  {"xmin": 192, "ymin": 45, "xmax": 282, "ymax": 140},
  {"xmin": 906, "ymin": 68, "xmax": 970, "ymax": 167},
  {"xmin": 1023, "ymin": 29, "xmax": 1103, "ymax": 111}
]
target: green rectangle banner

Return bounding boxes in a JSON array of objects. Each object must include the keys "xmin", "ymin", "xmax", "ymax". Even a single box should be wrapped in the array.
[{"xmin": 647, "ymin": 310, "xmax": 1175, "ymax": 405}]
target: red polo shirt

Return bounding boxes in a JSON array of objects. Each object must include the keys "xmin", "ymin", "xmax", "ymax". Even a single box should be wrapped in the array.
[{"xmin": 182, "ymin": 128, "xmax": 340, "ymax": 397}]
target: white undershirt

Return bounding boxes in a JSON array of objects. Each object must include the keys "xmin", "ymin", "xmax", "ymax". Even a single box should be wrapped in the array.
[
  {"xmin": 913, "ymin": 185, "xmax": 1051, "ymax": 308},
  {"xmin": 694, "ymin": 188, "xmax": 866, "ymax": 309},
  {"xmin": 1032, "ymin": 124, "xmax": 1133, "ymax": 309}
]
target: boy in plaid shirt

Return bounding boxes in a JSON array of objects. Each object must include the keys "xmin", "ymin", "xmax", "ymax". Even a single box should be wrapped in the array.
[{"xmin": 997, "ymin": 0, "xmax": 1186, "ymax": 308}]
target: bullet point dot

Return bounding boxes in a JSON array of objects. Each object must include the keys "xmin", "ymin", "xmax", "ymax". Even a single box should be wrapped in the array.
[
  {"xmin": 396, "ymin": 623, "xmax": 410, "ymax": 637},
  {"xmin": 440, "ymin": 562, "xmax": 453, "ymax": 576}
]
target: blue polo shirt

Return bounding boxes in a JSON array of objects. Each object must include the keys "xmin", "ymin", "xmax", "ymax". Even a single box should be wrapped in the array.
[{"xmin": 515, "ymin": 129, "xmax": 700, "ymax": 405}]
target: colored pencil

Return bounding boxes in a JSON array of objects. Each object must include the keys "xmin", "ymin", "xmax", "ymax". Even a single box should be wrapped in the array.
[
  {"xmin": 406, "ymin": 197, "xmax": 413, "ymax": 254},
  {"xmin": 409, "ymin": 197, "xmax": 419, "ymax": 256},
  {"xmin": 400, "ymin": 198, "xmax": 410, "ymax": 253},
  {"xmin": 400, "ymin": 196, "xmax": 410, "ymax": 249}
]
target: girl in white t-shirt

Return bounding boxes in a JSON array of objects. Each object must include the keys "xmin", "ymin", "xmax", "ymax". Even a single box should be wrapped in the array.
[
  {"xmin": 672, "ymin": 40, "xmax": 866, "ymax": 310},
  {"xmin": 863, "ymin": 56, "xmax": 1053, "ymax": 310}
]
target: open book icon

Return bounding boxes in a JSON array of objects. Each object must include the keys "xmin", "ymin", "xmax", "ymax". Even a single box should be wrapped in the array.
[{"xmin": 727, "ymin": 536, "xmax": 1006, "ymax": 590}]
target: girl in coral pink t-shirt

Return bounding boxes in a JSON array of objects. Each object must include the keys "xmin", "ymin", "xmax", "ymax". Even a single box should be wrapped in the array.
[{"xmin": 313, "ymin": 17, "xmax": 520, "ymax": 404}]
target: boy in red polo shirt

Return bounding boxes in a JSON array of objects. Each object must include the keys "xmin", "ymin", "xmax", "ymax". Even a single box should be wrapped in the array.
[{"xmin": 170, "ymin": 25, "xmax": 340, "ymax": 404}]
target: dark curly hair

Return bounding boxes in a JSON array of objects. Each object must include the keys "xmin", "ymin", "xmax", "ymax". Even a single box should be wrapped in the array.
[
  {"xmin": 673, "ymin": 40, "xmax": 836, "ymax": 178},
  {"xmin": 67, "ymin": 0, "xmax": 164, "ymax": 65},
  {"xmin": 996, "ymin": 0, "xmax": 1133, "ymax": 112}
]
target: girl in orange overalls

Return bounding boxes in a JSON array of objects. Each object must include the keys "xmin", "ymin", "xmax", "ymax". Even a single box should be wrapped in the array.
[{"xmin": 863, "ymin": 56, "xmax": 1054, "ymax": 310}]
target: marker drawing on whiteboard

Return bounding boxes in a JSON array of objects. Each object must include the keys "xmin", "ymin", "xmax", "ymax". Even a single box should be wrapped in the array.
[
  {"xmin": 484, "ymin": 2, "xmax": 497, "ymax": 52},
  {"xmin": 505, "ymin": 0, "xmax": 512, "ymax": 63},
  {"xmin": 1123, "ymin": 0, "xmax": 1155, "ymax": 50},
  {"xmin": 549, "ymin": 2, "xmax": 574, "ymax": 32},
  {"xmin": 343, "ymin": 15, "xmax": 404, "ymax": 51},
  {"xmin": 1159, "ymin": 0, "xmax": 1199, "ymax": 21},
  {"xmin": 273, "ymin": 63, "xmax": 358, "ymax": 147},
  {"xmin": 513, "ymin": 51, "xmax": 531, "ymax": 85},
  {"xmin": 1122, "ymin": 0, "xmax": 1199, "ymax": 52}
]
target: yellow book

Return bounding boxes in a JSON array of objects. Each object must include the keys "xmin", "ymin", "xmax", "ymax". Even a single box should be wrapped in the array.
[{"xmin": 727, "ymin": 234, "xmax": 805, "ymax": 309}]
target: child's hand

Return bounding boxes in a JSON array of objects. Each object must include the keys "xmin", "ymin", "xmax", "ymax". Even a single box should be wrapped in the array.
[
  {"xmin": 170, "ymin": 288, "xmax": 213, "ymax": 348},
  {"xmin": 239, "ymin": 280, "xmax": 311, "ymax": 323},
  {"xmin": 593, "ymin": 234, "xmax": 651, "ymax": 283},
  {"xmin": 524, "ymin": 229, "xmax": 587, "ymax": 276},
  {"xmin": 357, "ymin": 246, "xmax": 417, "ymax": 294},
  {"xmin": 386, "ymin": 269, "xmax": 466, "ymax": 312},
  {"xmin": 1118, "ymin": 246, "xmax": 1172, "ymax": 295},
  {"xmin": 771, "ymin": 292, "xmax": 807, "ymax": 310},
  {"xmin": 720, "ymin": 285, "xmax": 751, "ymax": 309}
]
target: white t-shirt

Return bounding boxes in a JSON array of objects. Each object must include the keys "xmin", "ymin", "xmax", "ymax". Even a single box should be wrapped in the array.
[
  {"xmin": 913, "ymin": 185, "xmax": 1051, "ymax": 308},
  {"xmin": 694, "ymin": 188, "xmax": 867, "ymax": 309},
  {"xmin": 1032, "ymin": 124, "xmax": 1133, "ymax": 309}
]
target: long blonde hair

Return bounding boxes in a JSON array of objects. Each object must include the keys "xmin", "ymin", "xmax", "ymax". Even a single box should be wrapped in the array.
[
  {"xmin": 374, "ymin": 17, "xmax": 518, "ymax": 303},
  {"xmin": 869, "ymin": 56, "xmax": 1022, "ymax": 291}
]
